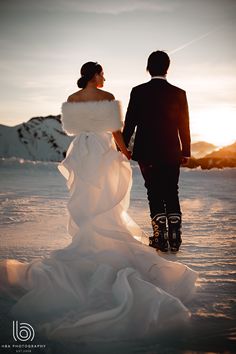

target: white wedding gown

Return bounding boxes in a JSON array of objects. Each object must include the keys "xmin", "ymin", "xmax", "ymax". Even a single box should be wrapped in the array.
[{"xmin": 0, "ymin": 100, "xmax": 197, "ymax": 342}]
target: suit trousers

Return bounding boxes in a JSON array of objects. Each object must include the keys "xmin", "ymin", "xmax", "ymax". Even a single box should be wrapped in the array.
[{"xmin": 138, "ymin": 161, "xmax": 181, "ymax": 219}]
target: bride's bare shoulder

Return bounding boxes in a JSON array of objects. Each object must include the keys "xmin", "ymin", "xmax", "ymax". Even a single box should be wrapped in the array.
[
  {"xmin": 67, "ymin": 91, "xmax": 83, "ymax": 102},
  {"xmin": 66, "ymin": 89, "xmax": 115, "ymax": 103},
  {"xmin": 97, "ymin": 89, "xmax": 115, "ymax": 101}
]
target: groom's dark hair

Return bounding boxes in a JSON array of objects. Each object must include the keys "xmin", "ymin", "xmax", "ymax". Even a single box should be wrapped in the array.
[{"xmin": 147, "ymin": 51, "xmax": 170, "ymax": 76}]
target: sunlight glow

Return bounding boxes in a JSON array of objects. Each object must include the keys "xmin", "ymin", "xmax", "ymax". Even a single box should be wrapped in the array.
[{"xmin": 191, "ymin": 106, "xmax": 236, "ymax": 146}]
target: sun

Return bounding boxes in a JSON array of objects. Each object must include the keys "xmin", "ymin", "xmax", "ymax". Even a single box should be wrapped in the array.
[{"xmin": 191, "ymin": 106, "xmax": 236, "ymax": 147}]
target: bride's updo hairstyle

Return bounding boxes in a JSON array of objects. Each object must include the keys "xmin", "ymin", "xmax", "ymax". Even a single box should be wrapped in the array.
[{"xmin": 77, "ymin": 61, "xmax": 103, "ymax": 89}]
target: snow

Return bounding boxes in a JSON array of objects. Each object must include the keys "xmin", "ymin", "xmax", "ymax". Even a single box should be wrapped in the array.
[{"xmin": 0, "ymin": 158, "xmax": 235, "ymax": 353}]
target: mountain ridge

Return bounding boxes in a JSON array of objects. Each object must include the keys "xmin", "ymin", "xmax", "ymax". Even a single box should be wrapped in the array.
[
  {"xmin": 0, "ymin": 115, "xmax": 72, "ymax": 161},
  {"xmin": 0, "ymin": 114, "xmax": 235, "ymax": 168}
]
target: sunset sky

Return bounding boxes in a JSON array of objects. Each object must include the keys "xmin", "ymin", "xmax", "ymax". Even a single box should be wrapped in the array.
[{"xmin": 0, "ymin": 0, "xmax": 235, "ymax": 146}]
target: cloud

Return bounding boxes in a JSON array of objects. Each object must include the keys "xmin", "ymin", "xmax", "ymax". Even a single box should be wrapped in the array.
[
  {"xmin": 84, "ymin": 0, "xmax": 177, "ymax": 14},
  {"xmin": 50, "ymin": 0, "xmax": 179, "ymax": 15}
]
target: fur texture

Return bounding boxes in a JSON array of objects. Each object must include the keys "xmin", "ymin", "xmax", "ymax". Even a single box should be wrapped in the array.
[{"xmin": 61, "ymin": 100, "xmax": 123, "ymax": 136}]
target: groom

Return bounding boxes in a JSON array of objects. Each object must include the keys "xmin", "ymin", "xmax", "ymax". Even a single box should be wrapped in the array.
[{"xmin": 123, "ymin": 50, "xmax": 190, "ymax": 252}]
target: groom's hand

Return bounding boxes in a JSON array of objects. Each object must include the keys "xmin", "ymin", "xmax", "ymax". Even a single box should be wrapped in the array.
[{"xmin": 181, "ymin": 156, "xmax": 190, "ymax": 166}]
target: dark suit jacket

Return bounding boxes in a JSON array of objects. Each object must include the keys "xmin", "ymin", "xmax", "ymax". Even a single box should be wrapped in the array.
[{"xmin": 123, "ymin": 79, "xmax": 191, "ymax": 164}]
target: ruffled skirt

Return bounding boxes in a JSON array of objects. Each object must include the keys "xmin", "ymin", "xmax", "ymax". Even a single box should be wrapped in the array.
[{"xmin": 0, "ymin": 132, "xmax": 197, "ymax": 342}]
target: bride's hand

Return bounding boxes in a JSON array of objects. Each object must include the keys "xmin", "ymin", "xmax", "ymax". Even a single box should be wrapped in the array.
[{"xmin": 112, "ymin": 131, "xmax": 132, "ymax": 160}]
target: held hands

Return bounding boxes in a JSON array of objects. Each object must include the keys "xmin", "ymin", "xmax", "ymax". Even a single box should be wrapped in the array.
[{"xmin": 111, "ymin": 131, "xmax": 132, "ymax": 160}]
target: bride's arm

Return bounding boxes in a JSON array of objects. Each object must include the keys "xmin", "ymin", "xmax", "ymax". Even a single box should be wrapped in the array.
[
  {"xmin": 112, "ymin": 131, "xmax": 132, "ymax": 160},
  {"xmin": 99, "ymin": 92, "xmax": 131, "ymax": 160}
]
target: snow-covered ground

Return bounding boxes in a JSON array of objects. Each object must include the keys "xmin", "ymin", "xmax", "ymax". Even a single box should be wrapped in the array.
[{"xmin": 0, "ymin": 158, "xmax": 235, "ymax": 354}]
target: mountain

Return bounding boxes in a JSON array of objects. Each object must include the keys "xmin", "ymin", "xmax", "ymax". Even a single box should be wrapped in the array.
[
  {"xmin": 191, "ymin": 141, "xmax": 217, "ymax": 158},
  {"xmin": 0, "ymin": 115, "xmax": 72, "ymax": 161},
  {"xmin": 187, "ymin": 141, "xmax": 236, "ymax": 169},
  {"xmin": 204, "ymin": 142, "xmax": 236, "ymax": 158},
  {"xmin": 1, "ymin": 114, "xmax": 235, "ymax": 168}
]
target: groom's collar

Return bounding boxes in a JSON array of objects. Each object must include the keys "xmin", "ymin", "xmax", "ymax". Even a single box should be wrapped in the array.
[{"xmin": 151, "ymin": 75, "xmax": 167, "ymax": 80}]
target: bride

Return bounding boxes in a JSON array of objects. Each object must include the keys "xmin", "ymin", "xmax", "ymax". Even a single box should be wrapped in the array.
[{"xmin": 0, "ymin": 61, "xmax": 197, "ymax": 342}]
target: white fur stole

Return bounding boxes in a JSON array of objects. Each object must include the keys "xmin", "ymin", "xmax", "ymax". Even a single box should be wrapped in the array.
[{"xmin": 61, "ymin": 100, "xmax": 123, "ymax": 136}]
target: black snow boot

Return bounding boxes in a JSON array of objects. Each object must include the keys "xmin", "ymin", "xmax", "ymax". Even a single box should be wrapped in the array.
[
  {"xmin": 149, "ymin": 213, "xmax": 168, "ymax": 252},
  {"xmin": 167, "ymin": 213, "xmax": 182, "ymax": 252}
]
